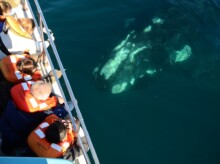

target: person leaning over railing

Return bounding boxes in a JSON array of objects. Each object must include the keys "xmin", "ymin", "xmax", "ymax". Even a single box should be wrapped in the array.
[
  {"xmin": 25, "ymin": 114, "xmax": 79, "ymax": 161},
  {"xmin": 0, "ymin": 15, "xmax": 52, "ymax": 59},
  {"xmin": 0, "ymin": 15, "xmax": 35, "ymax": 58},
  {"xmin": 24, "ymin": 113, "xmax": 90, "ymax": 162},
  {"xmin": 0, "ymin": 52, "xmax": 62, "ymax": 84},
  {"xmin": 0, "ymin": 53, "xmax": 42, "ymax": 83},
  {"xmin": 10, "ymin": 80, "xmax": 64, "ymax": 113},
  {"xmin": 0, "ymin": 100, "xmax": 71, "ymax": 156}
]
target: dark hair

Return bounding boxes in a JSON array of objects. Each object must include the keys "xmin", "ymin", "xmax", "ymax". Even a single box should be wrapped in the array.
[
  {"xmin": 16, "ymin": 58, "xmax": 37, "ymax": 75},
  {"xmin": 45, "ymin": 121, "xmax": 67, "ymax": 143}
]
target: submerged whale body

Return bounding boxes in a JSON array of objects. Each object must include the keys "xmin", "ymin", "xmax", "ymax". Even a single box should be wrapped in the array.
[
  {"xmin": 93, "ymin": 30, "xmax": 160, "ymax": 94},
  {"xmin": 93, "ymin": 15, "xmax": 193, "ymax": 94},
  {"xmin": 93, "ymin": 0, "xmax": 220, "ymax": 94}
]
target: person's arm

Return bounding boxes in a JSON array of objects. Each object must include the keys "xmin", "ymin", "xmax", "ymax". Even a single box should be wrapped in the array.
[
  {"xmin": 57, "ymin": 96, "xmax": 64, "ymax": 104},
  {"xmin": 20, "ymin": 0, "xmax": 27, "ymax": 11},
  {"xmin": 0, "ymin": 15, "xmax": 6, "ymax": 21},
  {"xmin": 32, "ymin": 71, "xmax": 42, "ymax": 81},
  {"xmin": 50, "ymin": 94, "xmax": 64, "ymax": 107},
  {"xmin": 61, "ymin": 147, "xmax": 75, "ymax": 161}
]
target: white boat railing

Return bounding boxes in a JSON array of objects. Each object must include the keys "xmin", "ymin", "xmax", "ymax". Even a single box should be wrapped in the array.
[{"xmin": 26, "ymin": 1, "xmax": 100, "ymax": 163}]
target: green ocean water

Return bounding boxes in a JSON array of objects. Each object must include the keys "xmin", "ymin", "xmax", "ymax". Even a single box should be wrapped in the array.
[{"xmin": 39, "ymin": 0, "xmax": 220, "ymax": 163}]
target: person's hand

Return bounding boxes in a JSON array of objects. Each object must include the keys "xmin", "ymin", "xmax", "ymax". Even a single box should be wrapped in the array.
[
  {"xmin": 0, "ymin": 15, "xmax": 6, "ymax": 20},
  {"xmin": 62, "ymin": 119, "xmax": 72, "ymax": 131},
  {"xmin": 57, "ymin": 96, "xmax": 64, "ymax": 104},
  {"xmin": 21, "ymin": 1, "xmax": 28, "ymax": 11},
  {"xmin": 22, "ymin": 5, "xmax": 28, "ymax": 11}
]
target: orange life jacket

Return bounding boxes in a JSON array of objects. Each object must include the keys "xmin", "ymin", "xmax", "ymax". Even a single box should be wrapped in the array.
[
  {"xmin": 10, "ymin": 81, "xmax": 58, "ymax": 113},
  {"xmin": 0, "ymin": 54, "xmax": 42, "ymax": 83},
  {"xmin": 27, "ymin": 114, "xmax": 76, "ymax": 158}
]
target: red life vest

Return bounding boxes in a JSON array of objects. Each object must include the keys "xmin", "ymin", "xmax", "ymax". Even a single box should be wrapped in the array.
[
  {"xmin": 27, "ymin": 114, "xmax": 76, "ymax": 158},
  {"xmin": 0, "ymin": 54, "xmax": 42, "ymax": 83},
  {"xmin": 10, "ymin": 81, "xmax": 58, "ymax": 113}
]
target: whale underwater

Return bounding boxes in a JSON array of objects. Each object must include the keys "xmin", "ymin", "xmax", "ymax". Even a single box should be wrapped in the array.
[{"xmin": 93, "ymin": 0, "xmax": 220, "ymax": 94}]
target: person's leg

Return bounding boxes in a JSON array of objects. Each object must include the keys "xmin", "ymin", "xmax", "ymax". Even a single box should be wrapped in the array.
[
  {"xmin": 19, "ymin": 147, "xmax": 36, "ymax": 157},
  {"xmin": 0, "ymin": 73, "xmax": 13, "ymax": 115},
  {"xmin": 1, "ymin": 135, "xmax": 15, "ymax": 156}
]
